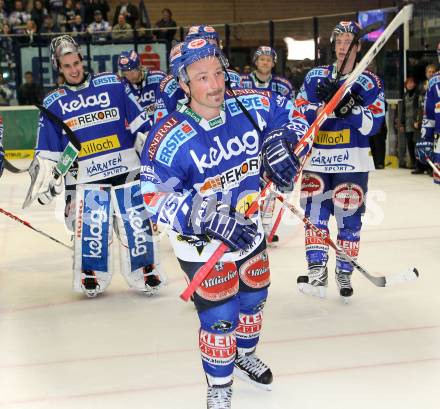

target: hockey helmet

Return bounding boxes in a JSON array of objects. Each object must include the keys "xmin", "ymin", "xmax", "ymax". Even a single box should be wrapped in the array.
[
  {"xmin": 118, "ymin": 50, "xmax": 141, "ymax": 72},
  {"xmin": 185, "ymin": 25, "xmax": 220, "ymax": 45},
  {"xmin": 331, "ymin": 21, "xmax": 361, "ymax": 43},
  {"xmin": 171, "ymin": 39, "xmax": 228, "ymax": 83},
  {"xmin": 253, "ymin": 46, "xmax": 277, "ymax": 64},
  {"xmin": 50, "ymin": 35, "xmax": 82, "ymax": 70}
]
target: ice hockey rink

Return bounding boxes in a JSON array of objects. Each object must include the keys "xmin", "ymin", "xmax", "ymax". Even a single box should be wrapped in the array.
[{"xmin": 0, "ymin": 166, "xmax": 439, "ymax": 409}]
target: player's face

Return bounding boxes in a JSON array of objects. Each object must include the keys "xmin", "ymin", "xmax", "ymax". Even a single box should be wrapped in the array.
[
  {"xmin": 59, "ymin": 53, "xmax": 84, "ymax": 84},
  {"xmin": 123, "ymin": 69, "xmax": 142, "ymax": 84},
  {"xmin": 255, "ymin": 55, "xmax": 274, "ymax": 75},
  {"xmin": 182, "ymin": 57, "xmax": 225, "ymax": 118},
  {"xmin": 426, "ymin": 66, "xmax": 436, "ymax": 80},
  {"xmin": 335, "ymin": 33, "xmax": 359, "ymax": 71}
]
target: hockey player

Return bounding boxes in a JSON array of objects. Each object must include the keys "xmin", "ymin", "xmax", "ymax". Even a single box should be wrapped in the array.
[
  {"xmin": 416, "ymin": 42, "xmax": 440, "ymax": 184},
  {"xmin": 0, "ymin": 115, "xmax": 4, "ymax": 178},
  {"xmin": 241, "ymin": 46, "xmax": 294, "ymax": 100},
  {"xmin": 140, "ymin": 39, "xmax": 310, "ymax": 408},
  {"xmin": 295, "ymin": 21, "xmax": 385, "ymax": 300},
  {"xmin": 27, "ymin": 35, "xmax": 162, "ymax": 297}
]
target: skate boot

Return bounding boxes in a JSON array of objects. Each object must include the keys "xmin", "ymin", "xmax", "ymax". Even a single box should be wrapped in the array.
[
  {"xmin": 297, "ymin": 263, "xmax": 328, "ymax": 298},
  {"xmin": 143, "ymin": 264, "xmax": 162, "ymax": 296},
  {"xmin": 206, "ymin": 382, "xmax": 233, "ymax": 409},
  {"xmin": 335, "ymin": 270, "xmax": 353, "ymax": 302},
  {"xmin": 81, "ymin": 270, "xmax": 100, "ymax": 298},
  {"xmin": 234, "ymin": 348, "xmax": 273, "ymax": 391}
]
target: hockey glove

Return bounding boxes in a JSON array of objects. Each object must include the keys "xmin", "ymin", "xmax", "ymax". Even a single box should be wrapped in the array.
[
  {"xmin": 316, "ymin": 78, "xmax": 338, "ymax": 104},
  {"xmin": 0, "ymin": 147, "xmax": 4, "ymax": 178},
  {"xmin": 415, "ymin": 140, "xmax": 433, "ymax": 165},
  {"xmin": 334, "ymin": 91, "xmax": 363, "ymax": 118},
  {"xmin": 262, "ymin": 128, "xmax": 301, "ymax": 190},
  {"xmin": 195, "ymin": 197, "xmax": 258, "ymax": 252},
  {"xmin": 37, "ymin": 172, "xmax": 64, "ymax": 205}
]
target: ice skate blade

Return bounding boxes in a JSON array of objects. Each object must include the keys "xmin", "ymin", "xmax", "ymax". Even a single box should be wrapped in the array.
[
  {"xmin": 233, "ymin": 367, "xmax": 272, "ymax": 391},
  {"xmin": 297, "ymin": 282, "xmax": 326, "ymax": 298},
  {"xmin": 340, "ymin": 296, "xmax": 350, "ymax": 304}
]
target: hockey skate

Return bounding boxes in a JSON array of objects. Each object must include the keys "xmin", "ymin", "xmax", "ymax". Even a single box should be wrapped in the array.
[
  {"xmin": 143, "ymin": 264, "xmax": 162, "ymax": 296},
  {"xmin": 335, "ymin": 270, "xmax": 353, "ymax": 302},
  {"xmin": 234, "ymin": 349, "xmax": 273, "ymax": 391},
  {"xmin": 206, "ymin": 382, "xmax": 233, "ymax": 409},
  {"xmin": 297, "ymin": 263, "xmax": 328, "ymax": 298},
  {"xmin": 81, "ymin": 270, "xmax": 100, "ymax": 298}
]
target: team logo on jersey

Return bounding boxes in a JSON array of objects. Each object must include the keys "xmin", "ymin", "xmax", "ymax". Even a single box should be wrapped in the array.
[
  {"xmin": 138, "ymin": 89, "xmax": 155, "ymax": 104},
  {"xmin": 332, "ymin": 182, "xmax": 364, "ymax": 210},
  {"xmin": 92, "ymin": 75, "xmax": 119, "ymax": 87},
  {"xmin": 357, "ymin": 74, "xmax": 374, "ymax": 91},
  {"xmin": 310, "ymin": 149, "xmax": 356, "ymax": 172},
  {"xmin": 190, "ymin": 130, "xmax": 259, "ymax": 174},
  {"xmin": 64, "ymin": 108, "xmax": 120, "ymax": 131},
  {"xmin": 86, "ymin": 153, "xmax": 129, "ymax": 178},
  {"xmin": 316, "ymin": 129, "xmax": 350, "ymax": 145},
  {"xmin": 59, "ymin": 92, "xmax": 111, "ymax": 114},
  {"xmin": 79, "ymin": 134, "xmax": 120, "ymax": 158},
  {"xmin": 148, "ymin": 117, "xmax": 179, "ymax": 159},
  {"xmin": 43, "ymin": 88, "xmax": 66, "ymax": 108},
  {"xmin": 156, "ymin": 121, "xmax": 197, "ymax": 166},
  {"xmin": 239, "ymin": 250, "xmax": 270, "ymax": 289},
  {"xmin": 177, "ymin": 234, "xmax": 211, "ymax": 255},
  {"xmin": 226, "ymin": 95, "xmax": 269, "ymax": 116}
]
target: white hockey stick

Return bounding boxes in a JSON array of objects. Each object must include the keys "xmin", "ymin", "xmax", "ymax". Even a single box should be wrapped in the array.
[
  {"xmin": 269, "ymin": 187, "xmax": 419, "ymax": 287},
  {"xmin": 426, "ymin": 158, "xmax": 440, "ymax": 178}
]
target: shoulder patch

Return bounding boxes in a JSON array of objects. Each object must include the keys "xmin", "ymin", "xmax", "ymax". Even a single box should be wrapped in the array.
[
  {"xmin": 428, "ymin": 72, "xmax": 440, "ymax": 90},
  {"xmin": 148, "ymin": 116, "xmax": 180, "ymax": 160},
  {"xmin": 92, "ymin": 73, "xmax": 120, "ymax": 87},
  {"xmin": 160, "ymin": 75, "xmax": 175, "ymax": 92},
  {"xmin": 147, "ymin": 70, "xmax": 167, "ymax": 85},
  {"xmin": 225, "ymin": 88, "xmax": 271, "ymax": 98},
  {"xmin": 43, "ymin": 88, "xmax": 67, "ymax": 108},
  {"xmin": 363, "ymin": 70, "xmax": 383, "ymax": 89}
]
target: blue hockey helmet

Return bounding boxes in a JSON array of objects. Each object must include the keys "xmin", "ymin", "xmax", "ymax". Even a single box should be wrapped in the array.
[
  {"xmin": 253, "ymin": 46, "xmax": 277, "ymax": 64},
  {"xmin": 171, "ymin": 38, "xmax": 228, "ymax": 83},
  {"xmin": 118, "ymin": 50, "xmax": 141, "ymax": 72},
  {"xmin": 331, "ymin": 21, "xmax": 361, "ymax": 42},
  {"xmin": 185, "ymin": 25, "xmax": 220, "ymax": 45}
]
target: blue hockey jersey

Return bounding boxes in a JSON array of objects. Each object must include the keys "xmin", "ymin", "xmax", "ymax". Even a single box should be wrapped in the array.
[
  {"xmin": 421, "ymin": 71, "xmax": 440, "ymax": 170},
  {"xmin": 123, "ymin": 69, "xmax": 167, "ymax": 129},
  {"xmin": 241, "ymin": 72, "xmax": 295, "ymax": 100},
  {"xmin": 140, "ymin": 89, "xmax": 310, "ymax": 262},
  {"xmin": 297, "ymin": 63, "xmax": 385, "ymax": 173},
  {"xmin": 36, "ymin": 72, "xmax": 150, "ymax": 184}
]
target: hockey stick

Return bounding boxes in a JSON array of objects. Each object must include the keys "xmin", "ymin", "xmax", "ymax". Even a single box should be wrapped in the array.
[
  {"xmin": 267, "ymin": 20, "xmax": 384, "ymax": 243},
  {"xmin": 269, "ymin": 188, "xmax": 419, "ymax": 287},
  {"xmin": 426, "ymin": 158, "xmax": 440, "ymax": 178},
  {"xmin": 4, "ymin": 158, "xmax": 28, "ymax": 173},
  {"xmin": 23, "ymin": 105, "xmax": 81, "ymax": 208},
  {"xmin": 0, "ymin": 206, "xmax": 72, "ymax": 250},
  {"xmin": 179, "ymin": 5, "xmax": 414, "ymax": 301}
]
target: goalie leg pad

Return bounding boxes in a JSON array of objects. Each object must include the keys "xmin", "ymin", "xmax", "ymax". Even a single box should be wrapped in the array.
[
  {"xmin": 112, "ymin": 181, "xmax": 164, "ymax": 292},
  {"xmin": 73, "ymin": 184, "xmax": 113, "ymax": 296}
]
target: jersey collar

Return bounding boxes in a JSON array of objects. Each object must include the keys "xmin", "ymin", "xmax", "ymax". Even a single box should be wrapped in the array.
[{"xmin": 178, "ymin": 103, "xmax": 226, "ymax": 131}]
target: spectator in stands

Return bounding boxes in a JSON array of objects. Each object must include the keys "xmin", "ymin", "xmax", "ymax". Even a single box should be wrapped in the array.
[
  {"xmin": 111, "ymin": 13, "xmax": 132, "ymax": 42},
  {"xmin": 70, "ymin": 13, "xmax": 85, "ymax": 41},
  {"xmin": 17, "ymin": 71, "xmax": 44, "ymax": 105},
  {"xmin": 9, "ymin": 0, "xmax": 31, "ymax": 35},
  {"xmin": 0, "ymin": 23, "xmax": 14, "ymax": 66},
  {"xmin": 400, "ymin": 76, "xmax": 420, "ymax": 170},
  {"xmin": 87, "ymin": 9, "xmax": 110, "ymax": 43},
  {"xmin": 242, "ymin": 64, "xmax": 251, "ymax": 74},
  {"xmin": 30, "ymin": 0, "xmax": 48, "ymax": 32},
  {"xmin": 74, "ymin": 0, "xmax": 85, "ymax": 23},
  {"xmin": 22, "ymin": 19, "xmax": 37, "ymax": 44},
  {"xmin": 153, "ymin": 8, "xmax": 176, "ymax": 51},
  {"xmin": 60, "ymin": 0, "xmax": 76, "ymax": 32},
  {"xmin": 0, "ymin": 72, "xmax": 13, "ymax": 106},
  {"xmin": 40, "ymin": 14, "xmax": 60, "ymax": 43},
  {"xmin": 47, "ymin": 0, "xmax": 64, "ymax": 28},
  {"xmin": 0, "ymin": 0, "xmax": 9, "ymax": 32},
  {"xmin": 84, "ymin": 0, "xmax": 109, "ymax": 24},
  {"xmin": 112, "ymin": 0, "xmax": 138, "ymax": 28}
]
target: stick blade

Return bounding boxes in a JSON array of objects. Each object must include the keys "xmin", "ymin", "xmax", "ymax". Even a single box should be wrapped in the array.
[{"xmin": 385, "ymin": 267, "xmax": 419, "ymax": 287}]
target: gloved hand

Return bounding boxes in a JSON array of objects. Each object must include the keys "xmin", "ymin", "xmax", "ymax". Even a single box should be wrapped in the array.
[
  {"xmin": 0, "ymin": 147, "xmax": 4, "ymax": 178},
  {"xmin": 37, "ymin": 172, "xmax": 63, "ymax": 205},
  {"xmin": 261, "ymin": 128, "xmax": 301, "ymax": 190},
  {"xmin": 316, "ymin": 78, "xmax": 338, "ymax": 104},
  {"xmin": 195, "ymin": 197, "xmax": 258, "ymax": 252},
  {"xmin": 333, "ymin": 91, "xmax": 363, "ymax": 118},
  {"xmin": 415, "ymin": 140, "xmax": 433, "ymax": 165}
]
